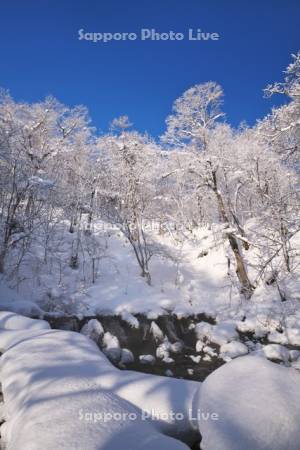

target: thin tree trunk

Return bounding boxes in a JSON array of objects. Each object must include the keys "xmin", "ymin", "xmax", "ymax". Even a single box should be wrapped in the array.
[{"xmin": 86, "ymin": 188, "xmax": 95, "ymax": 234}]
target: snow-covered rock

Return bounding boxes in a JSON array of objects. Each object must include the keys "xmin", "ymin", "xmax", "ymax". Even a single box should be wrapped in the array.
[
  {"xmin": 267, "ymin": 330, "xmax": 288, "ymax": 345},
  {"xmin": 209, "ymin": 322, "xmax": 238, "ymax": 345},
  {"xmin": 220, "ymin": 341, "xmax": 248, "ymax": 361},
  {"xmin": 121, "ymin": 311, "xmax": 140, "ymax": 329},
  {"xmin": 195, "ymin": 321, "xmax": 238, "ymax": 346},
  {"xmin": 189, "ymin": 355, "xmax": 201, "ymax": 363},
  {"xmin": 120, "ymin": 348, "xmax": 135, "ymax": 365},
  {"xmin": 236, "ymin": 317, "xmax": 270, "ymax": 338},
  {"xmin": 289, "ymin": 349, "xmax": 300, "ymax": 361},
  {"xmin": 156, "ymin": 341, "xmax": 171, "ymax": 359},
  {"xmin": 195, "ymin": 322, "xmax": 212, "ymax": 341},
  {"xmin": 102, "ymin": 331, "xmax": 121, "ymax": 362},
  {"xmin": 260, "ymin": 344, "xmax": 290, "ymax": 362},
  {"xmin": 170, "ymin": 341, "xmax": 183, "ymax": 353},
  {"xmin": 162, "ymin": 356, "xmax": 174, "ymax": 364},
  {"xmin": 195, "ymin": 340, "xmax": 205, "ymax": 352},
  {"xmin": 203, "ymin": 345, "xmax": 218, "ymax": 357},
  {"xmin": 150, "ymin": 321, "xmax": 165, "ymax": 342},
  {"xmin": 287, "ymin": 328, "xmax": 300, "ymax": 346},
  {"xmin": 139, "ymin": 354, "xmax": 156, "ymax": 365},
  {"xmin": 80, "ymin": 318, "xmax": 104, "ymax": 342},
  {"xmin": 195, "ymin": 356, "xmax": 300, "ymax": 450}
]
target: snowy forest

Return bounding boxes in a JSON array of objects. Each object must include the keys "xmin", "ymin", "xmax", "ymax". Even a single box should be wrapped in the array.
[
  {"xmin": 1, "ymin": 54, "xmax": 299, "ymax": 303},
  {"xmin": 0, "ymin": 52, "xmax": 300, "ymax": 450}
]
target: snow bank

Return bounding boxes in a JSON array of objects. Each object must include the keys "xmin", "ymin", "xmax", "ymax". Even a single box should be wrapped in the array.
[
  {"xmin": 0, "ymin": 312, "xmax": 199, "ymax": 449},
  {"xmin": 0, "ymin": 310, "xmax": 49, "ymax": 331},
  {"xmin": 0, "ymin": 280, "xmax": 45, "ymax": 317},
  {"xmin": 0, "ymin": 299, "xmax": 44, "ymax": 317},
  {"xmin": 196, "ymin": 355, "xmax": 300, "ymax": 450}
]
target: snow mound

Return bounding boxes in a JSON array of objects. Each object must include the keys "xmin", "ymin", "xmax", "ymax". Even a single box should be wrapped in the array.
[
  {"xmin": 259, "ymin": 344, "xmax": 290, "ymax": 362},
  {"xmin": 0, "ymin": 311, "xmax": 49, "ymax": 331},
  {"xmin": 196, "ymin": 355, "xmax": 300, "ymax": 450},
  {"xmin": 0, "ymin": 312, "xmax": 199, "ymax": 448},
  {"xmin": 195, "ymin": 321, "xmax": 237, "ymax": 345}
]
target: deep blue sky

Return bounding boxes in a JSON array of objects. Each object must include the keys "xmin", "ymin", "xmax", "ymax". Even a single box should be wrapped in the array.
[{"xmin": 0, "ymin": 0, "xmax": 299, "ymax": 137}]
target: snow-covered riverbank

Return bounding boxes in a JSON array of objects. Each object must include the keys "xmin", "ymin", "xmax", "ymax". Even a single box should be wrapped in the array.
[
  {"xmin": 1, "ymin": 311, "xmax": 300, "ymax": 450},
  {"xmin": 0, "ymin": 312, "xmax": 199, "ymax": 449}
]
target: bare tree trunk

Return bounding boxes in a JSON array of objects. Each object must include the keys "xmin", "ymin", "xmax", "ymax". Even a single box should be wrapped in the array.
[
  {"xmin": 227, "ymin": 233, "xmax": 254, "ymax": 298},
  {"xmin": 125, "ymin": 220, "xmax": 152, "ymax": 286},
  {"xmin": 280, "ymin": 218, "xmax": 291, "ymax": 272},
  {"xmin": 86, "ymin": 187, "xmax": 95, "ymax": 234},
  {"xmin": 210, "ymin": 167, "xmax": 254, "ymax": 298}
]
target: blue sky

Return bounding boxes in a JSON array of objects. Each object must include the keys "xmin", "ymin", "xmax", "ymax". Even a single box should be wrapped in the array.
[{"xmin": 0, "ymin": 0, "xmax": 299, "ymax": 137}]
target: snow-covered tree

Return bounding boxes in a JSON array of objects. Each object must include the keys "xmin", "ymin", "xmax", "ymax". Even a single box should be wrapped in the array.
[
  {"xmin": 161, "ymin": 84, "xmax": 255, "ymax": 297},
  {"xmin": 261, "ymin": 52, "xmax": 300, "ymax": 168},
  {"xmin": 162, "ymin": 81, "xmax": 224, "ymax": 149},
  {"xmin": 97, "ymin": 129, "xmax": 160, "ymax": 284},
  {"xmin": 0, "ymin": 92, "xmax": 94, "ymax": 274}
]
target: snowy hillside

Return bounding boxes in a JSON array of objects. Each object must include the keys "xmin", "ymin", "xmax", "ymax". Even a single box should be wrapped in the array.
[{"xmin": 1, "ymin": 221, "xmax": 300, "ymax": 320}]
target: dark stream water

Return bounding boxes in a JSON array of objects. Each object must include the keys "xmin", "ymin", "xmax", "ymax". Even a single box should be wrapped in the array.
[{"xmin": 46, "ymin": 312, "xmax": 224, "ymax": 382}]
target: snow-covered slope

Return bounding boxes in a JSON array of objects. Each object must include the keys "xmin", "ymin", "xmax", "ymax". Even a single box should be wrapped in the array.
[{"xmin": 1, "ymin": 223, "xmax": 299, "ymax": 322}]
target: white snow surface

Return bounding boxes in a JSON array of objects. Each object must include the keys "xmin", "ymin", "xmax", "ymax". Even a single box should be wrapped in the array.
[
  {"xmin": 196, "ymin": 355, "xmax": 300, "ymax": 450},
  {"xmin": 0, "ymin": 312, "xmax": 199, "ymax": 449}
]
